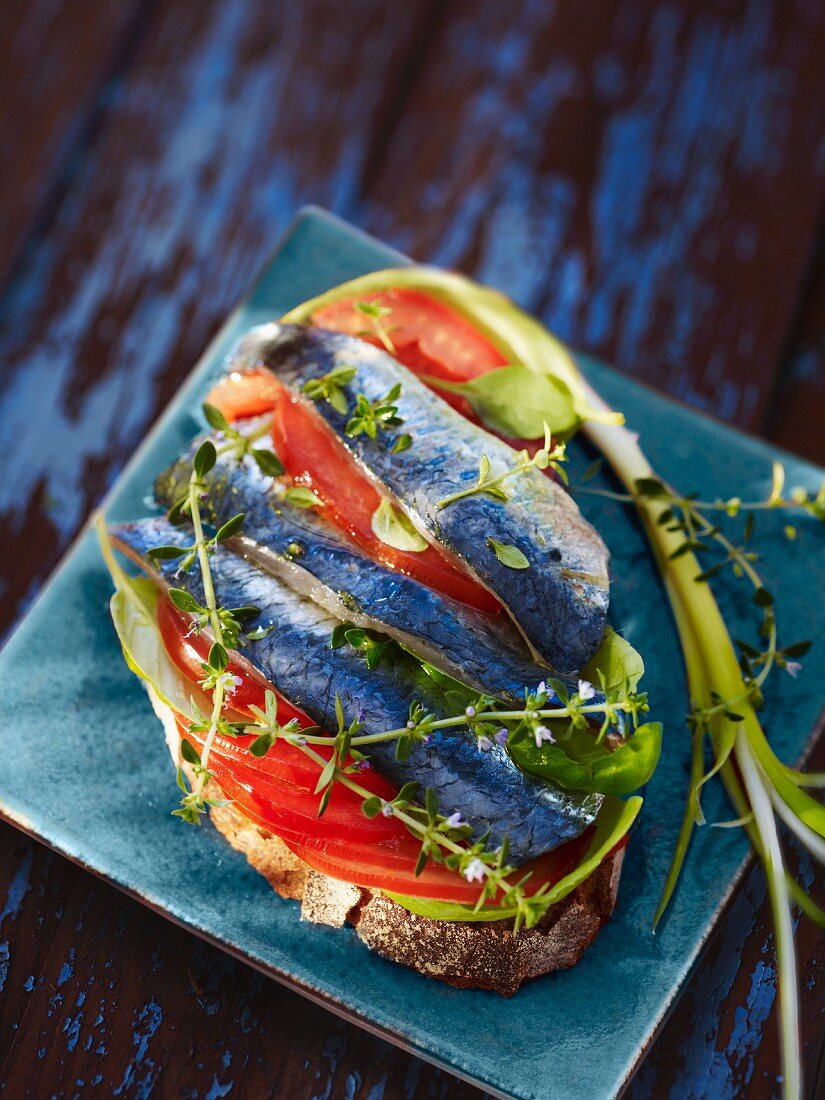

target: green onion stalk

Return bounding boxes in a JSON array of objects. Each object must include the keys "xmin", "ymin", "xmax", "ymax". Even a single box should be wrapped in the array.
[{"xmin": 578, "ymin": 381, "xmax": 818, "ymax": 1100}]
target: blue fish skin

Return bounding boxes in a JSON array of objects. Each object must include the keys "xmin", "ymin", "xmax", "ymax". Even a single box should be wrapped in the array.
[
  {"xmin": 112, "ymin": 518, "xmax": 601, "ymax": 864},
  {"xmin": 155, "ymin": 422, "xmax": 579, "ymax": 701},
  {"xmin": 232, "ymin": 324, "xmax": 610, "ymax": 674}
]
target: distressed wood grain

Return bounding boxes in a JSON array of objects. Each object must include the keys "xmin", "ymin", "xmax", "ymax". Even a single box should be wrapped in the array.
[
  {"xmin": 766, "ymin": 224, "xmax": 825, "ymax": 466},
  {"xmin": 0, "ymin": 823, "xmax": 488, "ymax": 1100},
  {"xmin": 0, "ymin": 0, "xmax": 150, "ymax": 289},
  {"xmin": 0, "ymin": 0, "xmax": 437, "ymax": 636},
  {"xmin": 361, "ymin": 0, "xmax": 825, "ymax": 439}
]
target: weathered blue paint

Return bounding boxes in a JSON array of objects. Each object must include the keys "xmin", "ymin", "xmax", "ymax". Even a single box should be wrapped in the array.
[
  {"xmin": 0, "ymin": 0, "xmax": 433, "ymax": 637},
  {"xmin": 364, "ymin": 0, "xmax": 825, "ymax": 435},
  {"xmin": 0, "ymin": 846, "xmax": 32, "ymax": 994}
]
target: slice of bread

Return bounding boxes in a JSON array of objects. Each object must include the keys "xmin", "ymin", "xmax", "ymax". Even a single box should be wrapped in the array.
[{"xmin": 151, "ymin": 690, "xmax": 623, "ymax": 996}]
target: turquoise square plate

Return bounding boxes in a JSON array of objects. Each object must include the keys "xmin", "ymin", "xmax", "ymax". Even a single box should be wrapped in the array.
[{"xmin": 1, "ymin": 208, "xmax": 823, "ymax": 1100}]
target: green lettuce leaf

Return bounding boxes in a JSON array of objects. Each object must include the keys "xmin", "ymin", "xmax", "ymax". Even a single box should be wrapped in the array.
[
  {"xmin": 96, "ymin": 517, "xmax": 199, "ymax": 718},
  {"xmin": 508, "ymin": 722, "xmax": 661, "ymax": 796},
  {"xmin": 582, "ymin": 626, "xmax": 645, "ymax": 693},
  {"xmin": 387, "ymin": 795, "xmax": 642, "ymax": 922},
  {"xmin": 422, "ymin": 365, "xmax": 578, "ymax": 438}
]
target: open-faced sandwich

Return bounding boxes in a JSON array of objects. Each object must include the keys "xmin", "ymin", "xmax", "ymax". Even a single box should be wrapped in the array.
[{"xmin": 99, "ymin": 269, "xmax": 660, "ymax": 995}]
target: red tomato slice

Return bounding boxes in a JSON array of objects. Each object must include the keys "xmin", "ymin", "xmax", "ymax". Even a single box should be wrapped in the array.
[
  {"xmin": 312, "ymin": 288, "xmax": 508, "ymax": 384},
  {"xmin": 312, "ymin": 289, "xmax": 507, "ymax": 424},
  {"xmin": 182, "ymin": 721, "xmax": 403, "ymax": 842},
  {"xmin": 282, "ymin": 823, "xmax": 603, "ymax": 904},
  {"xmin": 206, "ymin": 368, "xmax": 283, "ymax": 422},
  {"xmin": 160, "ymin": 595, "xmax": 371, "ymax": 780},
  {"xmin": 313, "ymin": 289, "xmax": 554, "ymax": 463},
  {"xmin": 161, "ymin": 599, "xmax": 402, "ymax": 841},
  {"xmin": 204, "ymin": 370, "xmax": 500, "ymax": 614},
  {"xmin": 270, "ymin": 381, "xmax": 500, "ymax": 614},
  {"xmin": 158, "ymin": 595, "xmax": 284, "ymax": 715}
]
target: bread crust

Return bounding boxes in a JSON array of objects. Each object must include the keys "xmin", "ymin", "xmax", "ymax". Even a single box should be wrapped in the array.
[{"xmin": 207, "ymin": 780, "xmax": 623, "ymax": 996}]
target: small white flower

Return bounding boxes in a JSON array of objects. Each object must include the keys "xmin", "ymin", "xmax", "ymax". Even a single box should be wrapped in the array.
[
  {"xmin": 534, "ymin": 725, "xmax": 555, "ymax": 748},
  {"xmin": 539, "ymin": 680, "xmax": 558, "ymax": 702},
  {"xmin": 785, "ymin": 661, "xmax": 802, "ymax": 679},
  {"xmin": 463, "ymin": 857, "xmax": 485, "ymax": 884},
  {"xmin": 380, "ymin": 801, "xmax": 394, "ymax": 818},
  {"xmin": 578, "ymin": 679, "xmax": 596, "ymax": 700},
  {"xmin": 445, "ymin": 811, "xmax": 465, "ymax": 828},
  {"xmin": 477, "ymin": 735, "xmax": 493, "ymax": 752},
  {"xmin": 465, "ymin": 706, "xmax": 477, "ymax": 718},
  {"xmin": 219, "ymin": 673, "xmax": 243, "ymax": 697}
]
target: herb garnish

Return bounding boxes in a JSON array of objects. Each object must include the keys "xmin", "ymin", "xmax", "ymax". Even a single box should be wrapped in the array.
[
  {"xmin": 437, "ymin": 425, "xmax": 566, "ymax": 509},
  {"xmin": 170, "ymin": 438, "xmax": 250, "ymax": 823},
  {"xmin": 486, "ymin": 538, "xmax": 530, "ymax": 570},
  {"xmin": 422, "ymin": 365, "xmax": 580, "ymax": 438},
  {"xmin": 284, "ymin": 486, "xmax": 324, "ymax": 509},
  {"xmin": 201, "ymin": 404, "xmax": 283, "ymax": 477},
  {"xmin": 355, "ymin": 300, "xmax": 397, "ymax": 354},
  {"xmin": 301, "ymin": 364, "xmax": 357, "ymax": 415},
  {"xmin": 345, "ymin": 383, "xmax": 405, "ymax": 440},
  {"xmin": 330, "ymin": 620, "xmax": 397, "ymax": 670},
  {"xmin": 370, "ymin": 498, "xmax": 428, "ymax": 552}
]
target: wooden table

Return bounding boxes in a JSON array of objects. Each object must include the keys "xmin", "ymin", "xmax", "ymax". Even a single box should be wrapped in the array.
[{"xmin": 1, "ymin": 2, "xmax": 824, "ymax": 1095}]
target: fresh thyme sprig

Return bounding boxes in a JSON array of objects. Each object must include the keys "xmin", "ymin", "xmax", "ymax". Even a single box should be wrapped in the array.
[
  {"xmin": 166, "ymin": 411, "xmax": 282, "ymax": 529},
  {"xmin": 345, "ymin": 382, "xmax": 406, "ymax": 441},
  {"xmin": 330, "ymin": 620, "xmax": 398, "ymax": 669},
  {"xmin": 580, "ymin": 460, "xmax": 825, "ymax": 526},
  {"xmin": 301, "ymin": 364, "xmax": 357, "ymax": 415},
  {"xmin": 166, "ymin": 438, "xmax": 257, "ymax": 823},
  {"xmin": 245, "ymin": 689, "xmax": 306, "ymax": 757},
  {"xmin": 355, "ymin": 300, "xmax": 397, "ymax": 354},
  {"xmin": 301, "ymin": 365, "xmax": 412, "ymax": 451},
  {"xmin": 292, "ymin": 733, "xmax": 552, "ymax": 932},
  {"xmin": 437, "ymin": 425, "xmax": 566, "ymax": 509},
  {"xmin": 577, "ymin": 466, "xmax": 814, "ymax": 707},
  {"xmin": 238, "ymin": 684, "xmax": 645, "ymax": 754}
]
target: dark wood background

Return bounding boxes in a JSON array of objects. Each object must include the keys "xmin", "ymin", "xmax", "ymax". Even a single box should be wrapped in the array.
[{"xmin": 1, "ymin": 1, "xmax": 824, "ymax": 1096}]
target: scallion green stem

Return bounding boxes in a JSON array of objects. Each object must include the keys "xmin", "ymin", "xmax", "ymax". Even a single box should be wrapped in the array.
[{"xmin": 574, "ymin": 374, "xmax": 804, "ymax": 1098}]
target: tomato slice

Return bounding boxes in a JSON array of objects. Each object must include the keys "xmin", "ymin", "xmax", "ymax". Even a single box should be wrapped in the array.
[
  {"xmin": 270, "ymin": 381, "xmax": 500, "ymax": 614},
  {"xmin": 313, "ymin": 289, "xmax": 553, "ymax": 461},
  {"xmin": 312, "ymin": 289, "xmax": 507, "ymax": 424},
  {"xmin": 282, "ymin": 822, "xmax": 601, "ymax": 904},
  {"xmin": 204, "ymin": 371, "xmax": 500, "ymax": 614},
  {"xmin": 182, "ymin": 721, "xmax": 403, "ymax": 842},
  {"xmin": 161, "ymin": 600, "xmax": 402, "ymax": 841},
  {"xmin": 158, "ymin": 594, "xmax": 306, "ymax": 721},
  {"xmin": 206, "ymin": 368, "xmax": 283, "ymax": 422},
  {"xmin": 312, "ymin": 287, "xmax": 507, "ymax": 385}
]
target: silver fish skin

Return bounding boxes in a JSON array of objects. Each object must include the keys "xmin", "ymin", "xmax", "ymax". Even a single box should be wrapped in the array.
[
  {"xmin": 231, "ymin": 323, "xmax": 610, "ymax": 674},
  {"xmin": 113, "ymin": 518, "xmax": 601, "ymax": 863},
  {"xmin": 154, "ymin": 421, "xmax": 583, "ymax": 702}
]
